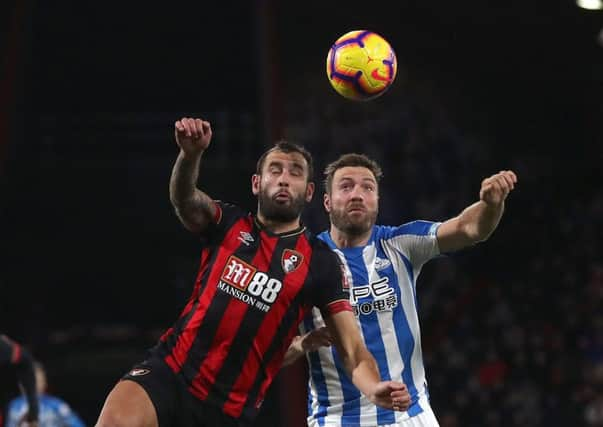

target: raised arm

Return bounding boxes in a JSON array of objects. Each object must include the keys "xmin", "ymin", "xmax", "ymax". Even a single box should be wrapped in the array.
[
  {"xmin": 170, "ymin": 117, "xmax": 217, "ymax": 233},
  {"xmin": 437, "ymin": 170, "xmax": 518, "ymax": 253},
  {"xmin": 323, "ymin": 311, "xmax": 411, "ymax": 412}
]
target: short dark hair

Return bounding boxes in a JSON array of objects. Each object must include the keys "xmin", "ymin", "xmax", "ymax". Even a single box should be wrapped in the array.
[
  {"xmin": 256, "ymin": 140, "xmax": 314, "ymax": 182},
  {"xmin": 323, "ymin": 153, "xmax": 383, "ymax": 193}
]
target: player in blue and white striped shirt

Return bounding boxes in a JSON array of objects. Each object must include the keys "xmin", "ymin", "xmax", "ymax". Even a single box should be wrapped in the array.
[{"xmin": 284, "ymin": 153, "xmax": 517, "ymax": 426}]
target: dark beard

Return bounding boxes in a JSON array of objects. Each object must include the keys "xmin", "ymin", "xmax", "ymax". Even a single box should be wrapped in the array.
[
  {"xmin": 258, "ymin": 190, "xmax": 306, "ymax": 223},
  {"xmin": 330, "ymin": 207, "xmax": 377, "ymax": 236}
]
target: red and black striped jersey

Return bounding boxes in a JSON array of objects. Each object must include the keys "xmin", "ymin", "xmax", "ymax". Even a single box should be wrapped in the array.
[
  {"xmin": 0, "ymin": 335, "xmax": 21, "ymax": 365},
  {"xmin": 0, "ymin": 335, "xmax": 39, "ymax": 421},
  {"xmin": 154, "ymin": 202, "xmax": 351, "ymax": 421}
]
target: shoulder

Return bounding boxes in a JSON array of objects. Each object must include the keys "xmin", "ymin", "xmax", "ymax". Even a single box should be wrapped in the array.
[
  {"xmin": 213, "ymin": 201, "xmax": 249, "ymax": 223},
  {"xmin": 303, "ymin": 231, "xmax": 341, "ymax": 269},
  {"xmin": 306, "ymin": 232, "xmax": 337, "ymax": 258},
  {"xmin": 201, "ymin": 201, "xmax": 252, "ymax": 241}
]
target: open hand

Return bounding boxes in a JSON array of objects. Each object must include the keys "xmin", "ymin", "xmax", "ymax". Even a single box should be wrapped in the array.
[{"xmin": 174, "ymin": 117, "xmax": 212, "ymax": 157}]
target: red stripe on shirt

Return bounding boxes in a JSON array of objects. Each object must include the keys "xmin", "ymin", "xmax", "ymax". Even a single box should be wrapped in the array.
[
  {"xmin": 161, "ymin": 248, "xmax": 211, "ymax": 343},
  {"xmin": 165, "ymin": 217, "xmax": 252, "ymax": 373},
  {"xmin": 189, "ymin": 232, "xmax": 278, "ymax": 401},
  {"xmin": 11, "ymin": 343, "xmax": 21, "ymax": 363},
  {"xmin": 223, "ymin": 233, "xmax": 313, "ymax": 417}
]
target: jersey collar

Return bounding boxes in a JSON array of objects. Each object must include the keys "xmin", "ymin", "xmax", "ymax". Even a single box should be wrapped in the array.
[{"xmin": 253, "ymin": 217, "xmax": 306, "ymax": 238}]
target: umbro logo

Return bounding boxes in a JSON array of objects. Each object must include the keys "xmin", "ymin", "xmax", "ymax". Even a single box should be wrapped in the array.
[
  {"xmin": 129, "ymin": 368, "xmax": 150, "ymax": 376},
  {"xmin": 374, "ymin": 257, "xmax": 391, "ymax": 271},
  {"xmin": 238, "ymin": 231, "xmax": 255, "ymax": 246}
]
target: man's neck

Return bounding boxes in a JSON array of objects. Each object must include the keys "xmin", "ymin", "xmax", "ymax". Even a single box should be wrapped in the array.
[
  {"xmin": 256, "ymin": 212, "xmax": 302, "ymax": 235},
  {"xmin": 329, "ymin": 226, "xmax": 371, "ymax": 248}
]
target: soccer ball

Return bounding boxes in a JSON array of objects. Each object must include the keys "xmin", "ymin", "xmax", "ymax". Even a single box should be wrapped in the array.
[{"xmin": 326, "ymin": 30, "xmax": 397, "ymax": 101}]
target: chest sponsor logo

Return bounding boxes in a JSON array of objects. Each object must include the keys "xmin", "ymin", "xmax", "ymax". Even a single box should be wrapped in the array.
[
  {"xmin": 281, "ymin": 249, "xmax": 303, "ymax": 273},
  {"xmin": 222, "ymin": 255, "xmax": 257, "ymax": 290},
  {"xmin": 349, "ymin": 276, "xmax": 398, "ymax": 316},
  {"xmin": 219, "ymin": 255, "xmax": 284, "ymax": 312}
]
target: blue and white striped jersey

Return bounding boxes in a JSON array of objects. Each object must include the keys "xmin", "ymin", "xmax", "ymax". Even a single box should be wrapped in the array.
[
  {"xmin": 6, "ymin": 394, "xmax": 86, "ymax": 427},
  {"xmin": 304, "ymin": 221, "xmax": 441, "ymax": 427}
]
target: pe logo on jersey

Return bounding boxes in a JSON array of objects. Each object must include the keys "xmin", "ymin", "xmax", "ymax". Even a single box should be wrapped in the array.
[{"xmin": 281, "ymin": 249, "xmax": 303, "ymax": 273}]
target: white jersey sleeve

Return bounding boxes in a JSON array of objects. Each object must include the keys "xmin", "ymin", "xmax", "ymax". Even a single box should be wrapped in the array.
[{"xmin": 381, "ymin": 221, "xmax": 441, "ymax": 269}]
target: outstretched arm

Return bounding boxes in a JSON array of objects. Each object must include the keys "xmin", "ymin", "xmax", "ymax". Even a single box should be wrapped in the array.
[
  {"xmin": 437, "ymin": 170, "xmax": 518, "ymax": 253},
  {"xmin": 169, "ymin": 117, "xmax": 217, "ymax": 233},
  {"xmin": 324, "ymin": 311, "xmax": 411, "ymax": 412}
]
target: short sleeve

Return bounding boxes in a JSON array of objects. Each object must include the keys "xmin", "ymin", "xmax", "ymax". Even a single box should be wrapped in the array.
[
  {"xmin": 201, "ymin": 201, "xmax": 247, "ymax": 244},
  {"xmin": 310, "ymin": 246, "xmax": 352, "ymax": 319},
  {"xmin": 380, "ymin": 221, "xmax": 441, "ymax": 268}
]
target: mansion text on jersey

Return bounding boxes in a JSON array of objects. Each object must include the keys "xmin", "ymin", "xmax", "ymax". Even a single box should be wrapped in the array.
[{"xmin": 217, "ymin": 281, "xmax": 271, "ymax": 312}]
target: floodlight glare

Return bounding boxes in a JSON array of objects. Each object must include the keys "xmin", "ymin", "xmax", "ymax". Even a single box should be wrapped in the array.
[{"xmin": 577, "ymin": 0, "xmax": 603, "ymax": 10}]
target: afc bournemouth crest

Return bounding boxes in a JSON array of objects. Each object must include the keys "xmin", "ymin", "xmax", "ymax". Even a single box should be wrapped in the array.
[{"xmin": 282, "ymin": 249, "xmax": 303, "ymax": 273}]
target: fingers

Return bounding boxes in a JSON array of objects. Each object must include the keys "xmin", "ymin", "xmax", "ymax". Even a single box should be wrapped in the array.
[
  {"xmin": 390, "ymin": 382, "xmax": 410, "ymax": 411},
  {"xmin": 387, "ymin": 381, "xmax": 407, "ymax": 391},
  {"xmin": 195, "ymin": 119, "xmax": 204, "ymax": 138},
  {"xmin": 303, "ymin": 327, "xmax": 333, "ymax": 351},
  {"xmin": 316, "ymin": 326, "xmax": 332, "ymax": 340},
  {"xmin": 480, "ymin": 170, "xmax": 518, "ymax": 201},
  {"xmin": 174, "ymin": 117, "xmax": 212, "ymax": 139},
  {"xmin": 201, "ymin": 120, "xmax": 212, "ymax": 139},
  {"xmin": 498, "ymin": 170, "xmax": 517, "ymax": 190}
]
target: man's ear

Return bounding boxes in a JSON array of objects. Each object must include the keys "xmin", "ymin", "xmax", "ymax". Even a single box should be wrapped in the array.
[
  {"xmin": 252, "ymin": 174, "xmax": 260, "ymax": 195},
  {"xmin": 305, "ymin": 182, "xmax": 315, "ymax": 202},
  {"xmin": 323, "ymin": 192, "xmax": 331, "ymax": 213}
]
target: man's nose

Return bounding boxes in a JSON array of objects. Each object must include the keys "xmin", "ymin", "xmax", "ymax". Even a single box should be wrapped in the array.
[
  {"xmin": 277, "ymin": 172, "xmax": 291, "ymax": 186},
  {"xmin": 350, "ymin": 186, "xmax": 364, "ymax": 199}
]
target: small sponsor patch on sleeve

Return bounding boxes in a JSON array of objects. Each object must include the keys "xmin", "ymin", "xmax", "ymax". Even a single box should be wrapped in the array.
[{"xmin": 128, "ymin": 368, "xmax": 151, "ymax": 376}]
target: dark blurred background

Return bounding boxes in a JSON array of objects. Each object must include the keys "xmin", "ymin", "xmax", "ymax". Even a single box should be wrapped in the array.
[{"xmin": 1, "ymin": 1, "xmax": 602, "ymax": 426}]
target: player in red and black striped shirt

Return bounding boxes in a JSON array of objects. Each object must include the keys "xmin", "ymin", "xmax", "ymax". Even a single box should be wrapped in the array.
[
  {"xmin": 96, "ymin": 118, "xmax": 411, "ymax": 427},
  {"xmin": 0, "ymin": 335, "xmax": 39, "ymax": 427}
]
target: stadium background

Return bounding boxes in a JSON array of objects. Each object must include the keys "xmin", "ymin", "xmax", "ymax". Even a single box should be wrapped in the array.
[{"xmin": 1, "ymin": 1, "xmax": 602, "ymax": 426}]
